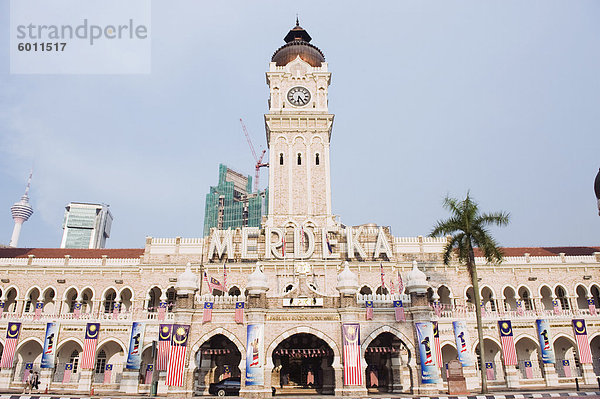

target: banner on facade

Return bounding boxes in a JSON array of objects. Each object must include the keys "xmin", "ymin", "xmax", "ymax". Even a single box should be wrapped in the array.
[
  {"xmin": 81, "ymin": 322, "xmax": 100, "ymax": 369},
  {"xmin": 452, "ymin": 320, "xmax": 473, "ymax": 367},
  {"xmin": 157, "ymin": 324, "xmax": 172, "ymax": 371},
  {"xmin": 432, "ymin": 321, "xmax": 442, "ymax": 367},
  {"xmin": 498, "ymin": 320, "xmax": 517, "ymax": 366},
  {"xmin": 342, "ymin": 323, "xmax": 362, "ymax": 386},
  {"xmin": 126, "ymin": 322, "xmax": 146, "ymax": 369},
  {"xmin": 0, "ymin": 322, "xmax": 21, "ymax": 368},
  {"xmin": 415, "ymin": 322, "xmax": 439, "ymax": 383},
  {"xmin": 535, "ymin": 319, "xmax": 555, "ymax": 364},
  {"xmin": 245, "ymin": 324, "xmax": 264, "ymax": 386},
  {"xmin": 41, "ymin": 322, "xmax": 60, "ymax": 368},
  {"xmin": 572, "ymin": 319, "xmax": 592, "ymax": 364},
  {"xmin": 166, "ymin": 324, "xmax": 190, "ymax": 386}
]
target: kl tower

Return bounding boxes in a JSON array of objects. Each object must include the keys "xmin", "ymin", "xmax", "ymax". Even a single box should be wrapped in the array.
[{"xmin": 9, "ymin": 172, "xmax": 34, "ymax": 247}]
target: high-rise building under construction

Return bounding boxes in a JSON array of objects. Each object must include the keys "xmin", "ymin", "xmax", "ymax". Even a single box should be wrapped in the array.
[{"xmin": 203, "ymin": 164, "xmax": 267, "ymax": 236}]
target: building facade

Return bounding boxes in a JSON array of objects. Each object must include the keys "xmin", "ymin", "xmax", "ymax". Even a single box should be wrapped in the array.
[
  {"xmin": 60, "ymin": 202, "xmax": 113, "ymax": 249},
  {"xmin": 0, "ymin": 22, "xmax": 598, "ymax": 398}
]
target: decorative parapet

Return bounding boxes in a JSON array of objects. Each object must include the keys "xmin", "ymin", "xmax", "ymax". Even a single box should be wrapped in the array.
[{"xmin": 356, "ymin": 293, "xmax": 411, "ymax": 306}]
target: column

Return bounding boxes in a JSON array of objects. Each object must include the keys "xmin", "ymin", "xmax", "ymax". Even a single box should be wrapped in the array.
[
  {"xmin": 581, "ymin": 363, "xmax": 596, "ymax": 385},
  {"xmin": 40, "ymin": 368, "xmax": 53, "ymax": 392},
  {"xmin": 0, "ymin": 368, "xmax": 15, "ymax": 390},
  {"xmin": 504, "ymin": 364, "xmax": 520, "ymax": 388},
  {"xmin": 541, "ymin": 362, "xmax": 559, "ymax": 387},
  {"xmin": 120, "ymin": 369, "xmax": 139, "ymax": 393},
  {"xmin": 77, "ymin": 369, "xmax": 93, "ymax": 392}
]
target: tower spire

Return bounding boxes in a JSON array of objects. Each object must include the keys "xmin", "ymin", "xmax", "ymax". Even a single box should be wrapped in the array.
[{"xmin": 9, "ymin": 171, "xmax": 34, "ymax": 247}]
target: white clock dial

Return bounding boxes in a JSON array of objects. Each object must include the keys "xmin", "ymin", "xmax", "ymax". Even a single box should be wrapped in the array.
[{"xmin": 287, "ymin": 86, "xmax": 311, "ymax": 106}]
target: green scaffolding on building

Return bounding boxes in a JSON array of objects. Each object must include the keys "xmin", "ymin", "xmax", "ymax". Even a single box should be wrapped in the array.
[{"xmin": 203, "ymin": 164, "xmax": 267, "ymax": 236}]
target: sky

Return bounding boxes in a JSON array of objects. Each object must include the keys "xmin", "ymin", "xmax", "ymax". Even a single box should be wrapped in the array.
[{"xmin": 1, "ymin": 1, "xmax": 599, "ymax": 249}]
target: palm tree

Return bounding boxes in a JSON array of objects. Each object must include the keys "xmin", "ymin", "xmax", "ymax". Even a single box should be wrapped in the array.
[{"xmin": 429, "ymin": 192, "xmax": 509, "ymax": 394}]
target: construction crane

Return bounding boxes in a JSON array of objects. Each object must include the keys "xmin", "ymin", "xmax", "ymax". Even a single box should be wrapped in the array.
[{"xmin": 240, "ymin": 118, "xmax": 269, "ymax": 193}]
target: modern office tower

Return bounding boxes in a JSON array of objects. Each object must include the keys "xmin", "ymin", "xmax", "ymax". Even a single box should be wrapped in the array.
[
  {"xmin": 9, "ymin": 172, "xmax": 34, "ymax": 247},
  {"xmin": 203, "ymin": 164, "xmax": 267, "ymax": 236},
  {"xmin": 60, "ymin": 202, "xmax": 113, "ymax": 248}
]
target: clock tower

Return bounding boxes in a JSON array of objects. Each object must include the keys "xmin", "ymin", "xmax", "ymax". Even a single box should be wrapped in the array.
[{"xmin": 265, "ymin": 20, "xmax": 335, "ymax": 229}]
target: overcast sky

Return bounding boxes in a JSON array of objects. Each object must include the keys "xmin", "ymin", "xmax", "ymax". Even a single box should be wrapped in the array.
[{"xmin": 1, "ymin": 1, "xmax": 599, "ymax": 249}]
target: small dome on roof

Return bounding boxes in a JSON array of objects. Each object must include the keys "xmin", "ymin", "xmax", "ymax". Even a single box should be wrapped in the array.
[
  {"xmin": 336, "ymin": 261, "xmax": 359, "ymax": 295},
  {"xmin": 272, "ymin": 19, "xmax": 325, "ymax": 67},
  {"xmin": 405, "ymin": 261, "xmax": 429, "ymax": 294},
  {"xmin": 176, "ymin": 262, "xmax": 198, "ymax": 295},
  {"xmin": 247, "ymin": 265, "xmax": 269, "ymax": 295}
]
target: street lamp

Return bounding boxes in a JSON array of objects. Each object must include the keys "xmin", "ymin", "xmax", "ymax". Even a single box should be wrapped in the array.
[{"xmin": 595, "ymin": 168, "xmax": 600, "ymax": 216}]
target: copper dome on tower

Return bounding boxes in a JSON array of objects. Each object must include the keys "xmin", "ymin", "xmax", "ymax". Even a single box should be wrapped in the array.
[{"xmin": 271, "ymin": 19, "xmax": 325, "ymax": 67}]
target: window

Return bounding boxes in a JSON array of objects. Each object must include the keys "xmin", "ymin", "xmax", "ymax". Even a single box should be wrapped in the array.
[
  {"xmin": 297, "ymin": 153, "xmax": 301, "ymax": 165},
  {"xmin": 104, "ymin": 292, "xmax": 116, "ymax": 313},
  {"xmin": 95, "ymin": 350, "xmax": 107, "ymax": 374},
  {"xmin": 69, "ymin": 350, "xmax": 80, "ymax": 373},
  {"xmin": 315, "ymin": 153, "xmax": 320, "ymax": 165},
  {"xmin": 279, "ymin": 153, "xmax": 284, "ymax": 165},
  {"xmin": 69, "ymin": 293, "xmax": 77, "ymax": 313}
]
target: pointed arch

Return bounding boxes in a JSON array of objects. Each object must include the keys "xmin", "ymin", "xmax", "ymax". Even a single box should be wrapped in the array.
[
  {"xmin": 362, "ymin": 325, "xmax": 416, "ymax": 362},
  {"xmin": 266, "ymin": 326, "xmax": 341, "ymax": 369},
  {"xmin": 62, "ymin": 285, "xmax": 79, "ymax": 300},
  {"xmin": 56, "ymin": 337, "xmax": 84, "ymax": 353},
  {"xmin": 97, "ymin": 337, "xmax": 127, "ymax": 354},
  {"xmin": 190, "ymin": 327, "xmax": 246, "ymax": 367}
]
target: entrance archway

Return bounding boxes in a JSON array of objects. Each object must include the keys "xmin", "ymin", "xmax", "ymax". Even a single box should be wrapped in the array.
[
  {"xmin": 364, "ymin": 332, "xmax": 410, "ymax": 393},
  {"xmin": 194, "ymin": 334, "xmax": 242, "ymax": 395},
  {"xmin": 272, "ymin": 333, "xmax": 334, "ymax": 395}
]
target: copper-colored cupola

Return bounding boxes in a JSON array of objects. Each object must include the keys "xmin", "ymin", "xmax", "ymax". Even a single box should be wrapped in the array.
[{"xmin": 271, "ymin": 19, "xmax": 325, "ymax": 67}]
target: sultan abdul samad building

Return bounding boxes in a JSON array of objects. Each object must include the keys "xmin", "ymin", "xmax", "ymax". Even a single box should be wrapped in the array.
[{"xmin": 0, "ymin": 22, "xmax": 599, "ymax": 398}]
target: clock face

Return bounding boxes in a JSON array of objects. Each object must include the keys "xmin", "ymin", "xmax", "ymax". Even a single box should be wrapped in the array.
[{"xmin": 287, "ymin": 86, "xmax": 311, "ymax": 106}]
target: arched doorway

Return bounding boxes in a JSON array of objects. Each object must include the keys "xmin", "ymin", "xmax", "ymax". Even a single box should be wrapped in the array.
[
  {"xmin": 590, "ymin": 335, "xmax": 600, "ymax": 376},
  {"xmin": 475, "ymin": 338, "xmax": 504, "ymax": 384},
  {"xmin": 553, "ymin": 336, "xmax": 581, "ymax": 377},
  {"xmin": 272, "ymin": 333, "xmax": 334, "ymax": 395},
  {"xmin": 194, "ymin": 334, "xmax": 242, "ymax": 395},
  {"xmin": 365, "ymin": 332, "xmax": 410, "ymax": 393},
  {"xmin": 13, "ymin": 339, "xmax": 43, "ymax": 382},
  {"xmin": 515, "ymin": 337, "xmax": 542, "ymax": 380},
  {"xmin": 53, "ymin": 340, "xmax": 83, "ymax": 384},
  {"xmin": 441, "ymin": 344, "xmax": 458, "ymax": 381}
]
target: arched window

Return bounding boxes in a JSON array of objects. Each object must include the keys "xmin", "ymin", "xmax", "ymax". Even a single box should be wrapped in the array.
[
  {"xmin": 103, "ymin": 292, "xmax": 116, "ymax": 313},
  {"xmin": 360, "ymin": 286, "xmax": 372, "ymax": 295},
  {"xmin": 315, "ymin": 153, "xmax": 320, "ymax": 165},
  {"xmin": 228, "ymin": 286, "xmax": 241, "ymax": 297},
  {"xmin": 95, "ymin": 350, "xmax": 107, "ymax": 374},
  {"xmin": 297, "ymin": 153, "xmax": 302, "ymax": 165},
  {"xmin": 70, "ymin": 350, "xmax": 80, "ymax": 373},
  {"xmin": 279, "ymin": 153, "xmax": 284, "ymax": 165}
]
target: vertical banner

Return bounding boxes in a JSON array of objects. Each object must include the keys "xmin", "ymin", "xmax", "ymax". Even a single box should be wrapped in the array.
[
  {"xmin": 498, "ymin": 320, "xmax": 517, "ymax": 366},
  {"xmin": 81, "ymin": 322, "xmax": 100, "ymax": 369},
  {"xmin": 104, "ymin": 364, "xmax": 113, "ymax": 383},
  {"xmin": 245, "ymin": 324, "xmax": 264, "ymax": 386},
  {"xmin": 535, "ymin": 319, "xmax": 555, "ymax": 364},
  {"xmin": 393, "ymin": 300, "xmax": 405, "ymax": 322},
  {"xmin": 23, "ymin": 363, "xmax": 33, "ymax": 382},
  {"xmin": 552, "ymin": 299, "xmax": 561, "ymax": 315},
  {"xmin": 415, "ymin": 322, "xmax": 439, "ymax": 383},
  {"xmin": 572, "ymin": 319, "xmax": 592, "ymax": 364},
  {"xmin": 166, "ymin": 324, "xmax": 190, "ymax": 387},
  {"xmin": 235, "ymin": 302, "xmax": 245, "ymax": 324},
  {"xmin": 41, "ymin": 322, "xmax": 60, "ymax": 368},
  {"xmin": 524, "ymin": 360, "xmax": 533, "ymax": 378},
  {"xmin": 562, "ymin": 359, "xmax": 572, "ymax": 377},
  {"xmin": 203, "ymin": 302, "xmax": 213, "ymax": 323},
  {"xmin": 452, "ymin": 320, "xmax": 473, "ymax": 366},
  {"xmin": 112, "ymin": 302, "xmax": 120, "ymax": 319},
  {"xmin": 145, "ymin": 364, "xmax": 154, "ymax": 384},
  {"xmin": 34, "ymin": 302, "xmax": 43, "ymax": 320},
  {"xmin": 588, "ymin": 298, "xmax": 596, "ymax": 316},
  {"xmin": 73, "ymin": 302, "xmax": 81, "ymax": 319},
  {"xmin": 63, "ymin": 363, "xmax": 73, "ymax": 383},
  {"xmin": 158, "ymin": 301, "xmax": 167, "ymax": 321},
  {"xmin": 432, "ymin": 321, "xmax": 442, "ymax": 367},
  {"xmin": 0, "ymin": 322, "xmax": 21, "ymax": 368},
  {"xmin": 365, "ymin": 300, "xmax": 374, "ymax": 320},
  {"xmin": 157, "ymin": 324, "xmax": 172, "ymax": 371},
  {"xmin": 341, "ymin": 323, "xmax": 362, "ymax": 386},
  {"xmin": 485, "ymin": 362, "xmax": 495, "ymax": 380},
  {"xmin": 126, "ymin": 322, "xmax": 146, "ymax": 369}
]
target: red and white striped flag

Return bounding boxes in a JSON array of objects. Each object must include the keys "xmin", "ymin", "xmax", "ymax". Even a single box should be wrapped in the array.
[
  {"xmin": 62, "ymin": 363, "xmax": 73, "ymax": 383},
  {"xmin": 157, "ymin": 324, "xmax": 172, "ymax": 371},
  {"xmin": 203, "ymin": 302, "xmax": 213, "ymax": 323},
  {"xmin": 397, "ymin": 270, "xmax": 404, "ymax": 294},
  {"xmin": 145, "ymin": 364, "xmax": 154, "ymax": 384},
  {"xmin": 524, "ymin": 360, "xmax": 533, "ymax": 378},
  {"xmin": 498, "ymin": 320, "xmax": 517, "ymax": 365},
  {"xmin": 223, "ymin": 262, "xmax": 227, "ymax": 292},
  {"xmin": 81, "ymin": 323, "xmax": 100, "ymax": 369},
  {"xmin": 22, "ymin": 363, "xmax": 33, "ymax": 382},
  {"xmin": 73, "ymin": 302, "xmax": 81, "ymax": 319},
  {"xmin": 365, "ymin": 301, "xmax": 374, "ymax": 320},
  {"xmin": 588, "ymin": 298, "xmax": 596, "ymax": 316},
  {"xmin": 433, "ymin": 321, "xmax": 442, "ymax": 367},
  {"xmin": 516, "ymin": 300, "xmax": 524, "ymax": 316},
  {"xmin": 393, "ymin": 300, "xmax": 405, "ymax": 322},
  {"xmin": 112, "ymin": 302, "xmax": 120, "ymax": 320},
  {"xmin": 203, "ymin": 271, "xmax": 213, "ymax": 293},
  {"xmin": 0, "ymin": 301, "xmax": 4, "ymax": 319},
  {"xmin": 390, "ymin": 280, "xmax": 395, "ymax": 295},
  {"xmin": 342, "ymin": 323, "xmax": 363, "ymax": 386},
  {"xmin": 235, "ymin": 302, "xmax": 244, "ymax": 324},
  {"xmin": 104, "ymin": 364, "xmax": 112, "ymax": 383},
  {"xmin": 157, "ymin": 301, "xmax": 167, "ymax": 321},
  {"xmin": 380, "ymin": 263, "xmax": 386, "ymax": 292},
  {"xmin": 572, "ymin": 319, "xmax": 592, "ymax": 363},
  {"xmin": 34, "ymin": 302, "xmax": 43, "ymax": 321},
  {"xmin": 0, "ymin": 322, "xmax": 21, "ymax": 368},
  {"xmin": 166, "ymin": 324, "xmax": 190, "ymax": 387},
  {"xmin": 562, "ymin": 360, "xmax": 572, "ymax": 377},
  {"xmin": 552, "ymin": 299, "xmax": 561, "ymax": 315},
  {"xmin": 485, "ymin": 362, "xmax": 495, "ymax": 380}
]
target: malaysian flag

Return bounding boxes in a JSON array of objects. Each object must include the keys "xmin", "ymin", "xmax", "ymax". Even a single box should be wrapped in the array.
[
  {"xmin": 552, "ymin": 299, "xmax": 561, "ymax": 315},
  {"xmin": 397, "ymin": 270, "xmax": 404, "ymax": 294},
  {"xmin": 23, "ymin": 362, "xmax": 33, "ymax": 382},
  {"xmin": 390, "ymin": 280, "xmax": 395, "ymax": 295},
  {"xmin": 486, "ymin": 362, "xmax": 495, "ymax": 380},
  {"xmin": 588, "ymin": 298, "xmax": 596, "ymax": 316},
  {"xmin": 342, "ymin": 323, "xmax": 363, "ymax": 386},
  {"xmin": 34, "ymin": 302, "xmax": 43, "ymax": 321},
  {"xmin": 0, "ymin": 322, "xmax": 21, "ymax": 368},
  {"xmin": 73, "ymin": 302, "xmax": 81, "ymax": 319},
  {"xmin": 145, "ymin": 364, "xmax": 154, "ymax": 384},
  {"xmin": 104, "ymin": 364, "xmax": 112, "ymax": 383},
  {"xmin": 562, "ymin": 359, "xmax": 572, "ymax": 377},
  {"xmin": 158, "ymin": 301, "xmax": 167, "ymax": 321},
  {"xmin": 572, "ymin": 319, "xmax": 592, "ymax": 364},
  {"xmin": 203, "ymin": 302, "xmax": 213, "ymax": 323},
  {"xmin": 516, "ymin": 300, "xmax": 524, "ymax": 316},
  {"xmin": 210, "ymin": 277, "xmax": 225, "ymax": 293},
  {"xmin": 112, "ymin": 302, "xmax": 120, "ymax": 319},
  {"xmin": 157, "ymin": 324, "xmax": 172, "ymax": 371},
  {"xmin": 0, "ymin": 301, "xmax": 4, "ymax": 319},
  {"xmin": 380, "ymin": 263, "xmax": 386, "ymax": 292},
  {"xmin": 524, "ymin": 360, "xmax": 533, "ymax": 379},
  {"xmin": 235, "ymin": 302, "xmax": 245, "ymax": 324},
  {"xmin": 498, "ymin": 320, "xmax": 517, "ymax": 365},
  {"xmin": 433, "ymin": 321, "xmax": 442, "ymax": 367},
  {"xmin": 203, "ymin": 271, "xmax": 212, "ymax": 293},
  {"xmin": 223, "ymin": 262, "xmax": 228, "ymax": 292},
  {"xmin": 81, "ymin": 323, "xmax": 100, "ymax": 369},
  {"xmin": 222, "ymin": 365, "xmax": 231, "ymax": 379},
  {"xmin": 480, "ymin": 300, "xmax": 487, "ymax": 317},
  {"xmin": 63, "ymin": 363, "xmax": 73, "ymax": 383},
  {"xmin": 166, "ymin": 324, "xmax": 190, "ymax": 387},
  {"xmin": 365, "ymin": 300, "xmax": 374, "ymax": 320},
  {"xmin": 325, "ymin": 233, "xmax": 332, "ymax": 254},
  {"xmin": 393, "ymin": 300, "xmax": 405, "ymax": 322}
]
